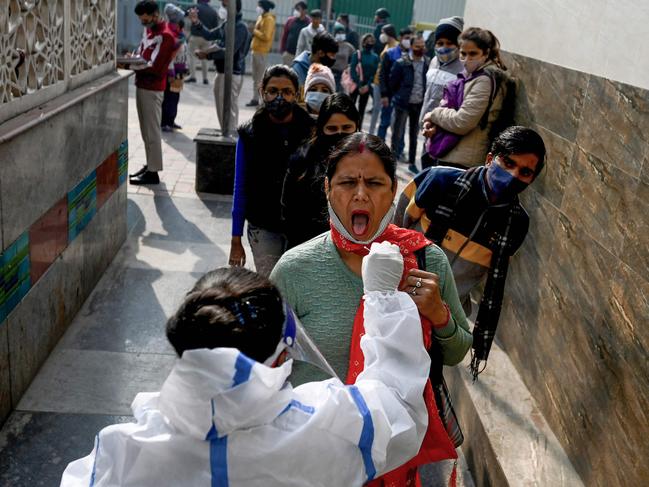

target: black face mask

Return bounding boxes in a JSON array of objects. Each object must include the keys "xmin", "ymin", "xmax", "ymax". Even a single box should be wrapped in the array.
[
  {"xmin": 364, "ymin": 44, "xmax": 375, "ymax": 51},
  {"xmin": 318, "ymin": 132, "xmax": 348, "ymax": 150},
  {"xmin": 265, "ymin": 95, "xmax": 293, "ymax": 119},
  {"xmin": 319, "ymin": 55, "xmax": 336, "ymax": 68}
]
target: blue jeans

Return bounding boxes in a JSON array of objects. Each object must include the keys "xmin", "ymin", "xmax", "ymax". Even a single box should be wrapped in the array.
[
  {"xmin": 246, "ymin": 223, "xmax": 287, "ymax": 277},
  {"xmin": 377, "ymin": 101, "xmax": 393, "ymax": 141}
]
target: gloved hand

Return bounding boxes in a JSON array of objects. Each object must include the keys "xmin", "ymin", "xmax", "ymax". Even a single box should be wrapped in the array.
[{"xmin": 362, "ymin": 241, "xmax": 404, "ymax": 293}]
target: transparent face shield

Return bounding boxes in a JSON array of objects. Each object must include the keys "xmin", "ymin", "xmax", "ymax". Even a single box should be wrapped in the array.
[{"xmin": 264, "ymin": 303, "xmax": 339, "ymax": 380}]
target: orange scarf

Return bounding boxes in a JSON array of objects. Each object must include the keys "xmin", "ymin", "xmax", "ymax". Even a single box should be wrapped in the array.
[{"xmin": 330, "ymin": 223, "xmax": 457, "ymax": 486}]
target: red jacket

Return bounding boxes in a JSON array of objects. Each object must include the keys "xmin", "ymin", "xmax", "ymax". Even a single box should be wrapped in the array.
[{"xmin": 134, "ymin": 21, "xmax": 176, "ymax": 91}]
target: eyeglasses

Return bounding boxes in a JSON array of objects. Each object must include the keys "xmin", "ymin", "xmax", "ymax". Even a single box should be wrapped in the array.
[{"xmin": 263, "ymin": 87, "xmax": 296, "ymax": 100}]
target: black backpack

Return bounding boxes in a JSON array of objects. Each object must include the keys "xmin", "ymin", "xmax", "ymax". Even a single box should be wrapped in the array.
[{"xmin": 479, "ymin": 68, "xmax": 517, "ymax": 143}]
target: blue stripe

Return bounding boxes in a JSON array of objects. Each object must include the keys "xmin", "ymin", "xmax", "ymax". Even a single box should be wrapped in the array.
[
  {"xmin": 279, "ymin": 399, "xmax": 316, "ymax": 416},
  {"xmin": 232, "ymin": 353, "xmax": 254, "ymax": 386},
  {"xmin": 349, "ymin": 385, "xmax": 376, "ymax": 482},
  {"xmin": 210, "ymin": 435, "xmax": 228, "ymax": 487},
  {"xmin": 89, "ymin": 434, "xmax": 100, "ymax": 486}
]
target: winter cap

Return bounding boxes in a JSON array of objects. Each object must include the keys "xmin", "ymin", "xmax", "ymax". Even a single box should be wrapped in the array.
[
  {"xmin": 435, "ymin": 16, "xmax": 464, "ymax": 44},
  {"xmin": 305, "ymin": 63, "xmax": 335, "ymax": 93},
  {"xmin": 164, "ymin": 3, "xmax": 185, "ymax": 24},
  {"xmin": 375, "ymin": 8, "xmax": 390, "ymax": 19}
]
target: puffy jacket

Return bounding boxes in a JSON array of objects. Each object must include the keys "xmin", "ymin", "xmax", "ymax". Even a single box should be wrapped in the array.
[
  {"xmin": 60, "ymin": 292, "xmax": 430, "ymax": 487},
  {"xmin": 428, "ymin": 61, "xmax": 506, "ymax": 167},
  {"xmin": 251, "ymin": 12, "xmax": 276, "ymax": 54},
  {"xmin": 389, "ymin": 54, "xmax": 430, "ymax": 109},
  {"xmin": 419, "ymin": 56, "xmax": 464, "ymax": 123}
]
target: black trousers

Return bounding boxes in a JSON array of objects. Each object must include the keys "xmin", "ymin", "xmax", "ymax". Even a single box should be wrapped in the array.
[
  {"xmin": 392, "ymin": 102, "xmax": 423, "ymax": 164},
  {"xmin": 161, "ymin": 85, "xmax": 180, "ymax": 127}
]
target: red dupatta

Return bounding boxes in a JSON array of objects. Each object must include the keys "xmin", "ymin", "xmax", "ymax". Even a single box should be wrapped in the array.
[{"xmin": 331, "ymin": 223, "xmax": 457, "ymax": 487}]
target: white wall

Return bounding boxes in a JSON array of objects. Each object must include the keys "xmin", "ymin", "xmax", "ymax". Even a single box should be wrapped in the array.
[{"xmin": 464, "ymin": 0, "xmax": 649, "ymax": 90}]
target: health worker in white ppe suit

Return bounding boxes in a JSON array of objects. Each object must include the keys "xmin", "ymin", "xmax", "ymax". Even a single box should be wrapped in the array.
[{"xmin": 60, "ymin": 242, "xmax": 431, "ymax": 487}]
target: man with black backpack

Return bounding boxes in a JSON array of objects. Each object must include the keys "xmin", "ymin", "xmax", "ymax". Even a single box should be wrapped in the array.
[
  {"xmin": 394, "ymin": 126, "xmax": 546, "ymax": 379},
  {"xmin": 189, "ymin": 0, "xmax": 251, "ymax": 134}
]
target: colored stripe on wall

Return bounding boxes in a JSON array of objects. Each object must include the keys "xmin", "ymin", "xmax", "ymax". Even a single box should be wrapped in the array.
[
  {"xmin": 0, "ymin": 233, "xmax": 31, "ymax": 322},
  {"xmin": 0, "ymin": 140, "xmax": 128, "ymax": 324},
  {"xmin": 118, "ymin": 140, "xmax": 128, "ymax": 186}
]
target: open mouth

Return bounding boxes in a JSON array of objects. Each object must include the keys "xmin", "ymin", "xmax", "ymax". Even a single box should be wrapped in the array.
[{"xmin": 351, "ymin": 210, "xmax": 370, "ymax": 237}]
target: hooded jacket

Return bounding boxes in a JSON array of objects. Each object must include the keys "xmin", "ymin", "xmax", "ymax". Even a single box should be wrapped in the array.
[
  {"xmin": 60, "ymin": 291, "xmax": 430, "ymax": 486},
  {"xmin": 251, "ymin": 11, "xmax": 276, "ymax": 54}
]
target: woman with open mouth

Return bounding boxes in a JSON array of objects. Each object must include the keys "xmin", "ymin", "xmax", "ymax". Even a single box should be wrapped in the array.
[{"xmin": 271, "ymin": 132, "xmax": 472, "ymax": 486}]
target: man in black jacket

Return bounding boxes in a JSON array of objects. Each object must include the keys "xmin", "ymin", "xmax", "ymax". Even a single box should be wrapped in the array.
[
  {"xmin": 186, "ymin": 0, "xmax": 219, "ymax": 84},
  {"xmin": 190, "ymin": 0, "xmax": 251, "ymax": 134}
]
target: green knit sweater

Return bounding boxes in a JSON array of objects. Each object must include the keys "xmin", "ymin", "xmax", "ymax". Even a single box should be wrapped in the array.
[{"xmin": 271, "ymin": 232, "xmax": 472, "ymax": 385}]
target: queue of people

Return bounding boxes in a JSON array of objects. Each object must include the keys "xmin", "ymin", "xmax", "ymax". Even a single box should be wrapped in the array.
[{"xmin": 99, "ymin": 2, "xmax": 550, "ymax": 485}]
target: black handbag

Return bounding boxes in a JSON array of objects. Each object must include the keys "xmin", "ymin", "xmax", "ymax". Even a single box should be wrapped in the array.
[{"xmin": 415, "ymin": 247, "xmax": 464, "ymax": 448}]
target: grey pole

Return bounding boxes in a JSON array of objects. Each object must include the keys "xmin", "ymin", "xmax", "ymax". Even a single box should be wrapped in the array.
[
  {"xmin": 221, "ymin": 0, "xmax": 237, "ymax": 138},
  {"xmin": 324, "ymin": 0, "xmax": 333, "ymax": 30}
]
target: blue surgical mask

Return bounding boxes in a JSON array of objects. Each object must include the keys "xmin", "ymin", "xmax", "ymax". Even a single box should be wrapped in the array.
[
  {"xmin": 486, "ymin": 161, "xmax": 528, "ymax": 201},
  {"xmin": 305, "ymin": 91, "xmax": 330, "ymax": 112},
  {"xmin": 435, "ymin": 46, "xmax": 458, "ymax": 64}
]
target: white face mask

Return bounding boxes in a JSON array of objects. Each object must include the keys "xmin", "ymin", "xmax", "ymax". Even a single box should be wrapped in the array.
[
  {"xmin": 305, "ymin": 91, "xmax": 329, "ymax": 112},
  {"xmin": 401, "ymin": 38, "xmax": 411, "ymax": 49},
  {"xmin": 218, "ymin": 5, "xmax": 227, "ymax": 20},
  {"xmin": 461, "ymin": 55, "xmax": 488, "ymax": 74},
  {"xmin": 335, "ymin": 33, "xmax": 346, "ymax": 42},
  {"xmin": 379, "ymin": 33, "xmax": 388, "ymax": 44},
  {"xmin": 328, "ymin": 203, "xmax": 397, "ymax": 245},
  {"xmin": 256, "ymin": 6, "xmax": 264, "ymax": 15},
  {"xmin": 293, "ymin": 9, "xmax": 300, "ymax": 17}
]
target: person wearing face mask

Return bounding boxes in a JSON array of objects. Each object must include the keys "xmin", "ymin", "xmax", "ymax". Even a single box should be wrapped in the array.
[
  {"xmin": 337, "ymin": 14, "xmax": 359, "ymax": 49},
  {"xmin": 272, "ymin": 133, "xmax": 470, "ymax": 486},
  {"xmin": 280, "ymin": 2, "xmax": 310, "ymax": 66},
  {"xmin": 282, "ymin": 93, "xmax": 359, "ymax": 249},
  {"xmin": 421, "ymin": 27, "xmax": 509, "ymax": 169},
  {"xmin": 373, "ymin": 8, "xmax": 391, "ymax": 54},
  {"xmin": 419, "ymin": 17, "xmax": 465, "ymax": 169},
  {"xmin": 189, "ymin": 0, "xmax": 251, "ymax": 134},
  {"xmin": 61, "ymin": 257, "xmax": 436, "ymax": 486},
  {"xmin": 350, "ymin": 33, "xmax": 379, "ymax": 128},
  {"xmin": 389, "ymin": 33, "xmax": 430, "ymax": 174},
  {"xmin": 331, "ymin": 25, "xmax": 355, "ymax": 92},
  {"xmin": 377, "ymin": 27, "xmax": 413, "ymax": 158},
  {"xmin": 184, "ymin": 0, "xmax": 219, "ymax": 85},
  {"xmin": 295, "ymin": 9, "xmax": 325, "ymax": 58},
  {"xmin": 395, "ymin": 126, "xmax": 546, "ymax": 379},
  {"xmin": 369, "ymin": 24, "xmax": 398, "ymax": 135},
  {"xmin": 292, "ymin": 31, "xmax": 339, "ymax": 90},
  {"xmin": 229, "ymin": 65, "xmax": 314, "ymax": 277},
  {"xmin": 246, "ymin": 1, "xmax": 276, "ymax": 107},
  {"xmin": 128, "ymin": 0, "xmax": 177, "ymax": 185},
  {"xmin": 303, "ymin": 63, "xmax": 335, "ymax": 115}
]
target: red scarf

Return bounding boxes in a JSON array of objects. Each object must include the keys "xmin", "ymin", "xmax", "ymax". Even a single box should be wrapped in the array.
[{"xmin": 330, "ymin": 223, "xmax": 458, "ymax": 486}]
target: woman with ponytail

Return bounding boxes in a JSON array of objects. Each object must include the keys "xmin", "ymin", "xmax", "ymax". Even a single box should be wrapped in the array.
[
  {"xmin": 271, "ymin": 133, "xmax": 472, "ymax": 486},
  {"xmin": 421, "ymin": 27, "xmax": 510, "ymax": 168}
]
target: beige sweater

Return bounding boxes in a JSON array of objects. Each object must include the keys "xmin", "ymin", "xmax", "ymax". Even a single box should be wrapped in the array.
[{"xmin": 429, "ymin": 62, "xmax": 505, "ymax": 167}]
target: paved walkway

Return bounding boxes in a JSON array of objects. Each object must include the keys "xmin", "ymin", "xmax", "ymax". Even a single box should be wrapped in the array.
[{"xmin": 0, "ymin": 72, "xmax": 471, "ymax": 486}]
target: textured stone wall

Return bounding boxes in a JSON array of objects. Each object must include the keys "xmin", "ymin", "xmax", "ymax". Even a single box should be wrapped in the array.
[
  {"xmin": 0, "ymin": 72, "xmax": 129, "ymax": 425},
  {"xmin": 499, "ymin": 52, "xmax": 649, "ymax": 486}
]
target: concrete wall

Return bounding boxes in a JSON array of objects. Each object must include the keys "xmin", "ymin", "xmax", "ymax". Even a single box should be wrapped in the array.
[
  {"xmin": 464, "ymin": 0, "xmax": 649, "ymax": 91},
  {"xmin": 464, "ymin": 1, "xmax": 649, "ymax": 485},
  {"xmin": 0, "ymin": 72, "xmax": 130, "ymax": 425}
]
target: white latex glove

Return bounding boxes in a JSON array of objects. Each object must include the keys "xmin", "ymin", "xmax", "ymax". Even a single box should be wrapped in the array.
[{"xmin": 362, "ymin": 242, "xmax": 404, "ymax": 293}]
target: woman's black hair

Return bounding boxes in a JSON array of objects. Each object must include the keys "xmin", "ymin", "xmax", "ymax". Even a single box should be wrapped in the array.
[
  {"xmin": 166, "ymin": 267, "xmax": 285, "ymax": 362},
  {"xmin": 490, "ymin": 126, "xmax": 547, "ymax": 176},
  {"xmin": 315, "ymin": 93, "xmax": 360, "ymax": 137},
  {"xmin": 361, "ymin": 33, "xmax": 376, "ymax": 46},
  {"xmin": 459, "ymin": 27, "xmax": 507, "ymax": 70},
  {"xmin": 134, "ymin": 0, "xmax": 158, "ymax": 15},
  {"xmin": 259, "ymin": 64, "xmax": 299, "ymax": 92},
  {"xmin": 326, "ymin": 133, "xmax": 396, "ymax": 183}
]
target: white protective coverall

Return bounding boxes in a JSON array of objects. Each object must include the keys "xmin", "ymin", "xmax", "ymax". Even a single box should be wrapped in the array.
[{"xmin": 60, "ymin": 291, "xmax": 429, "ymax": 487}]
